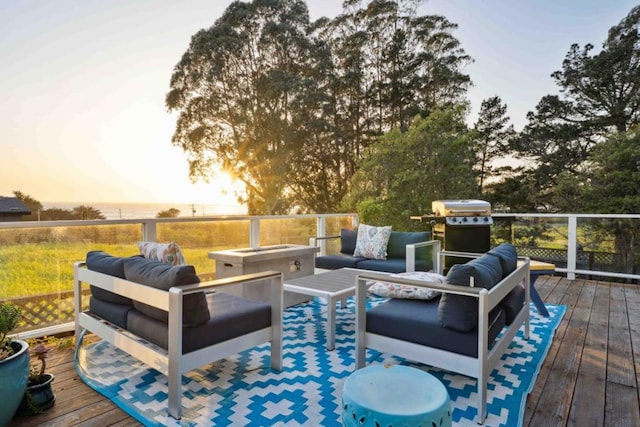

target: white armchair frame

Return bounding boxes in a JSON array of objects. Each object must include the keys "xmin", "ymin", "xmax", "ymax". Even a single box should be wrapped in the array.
[
  {"xmin": 73, "ymin": 262, "xmax": 283, "ymax": 420},
  {"xmin": 354, "ymin": 251, "xmax": 530, "ymax": 424}
]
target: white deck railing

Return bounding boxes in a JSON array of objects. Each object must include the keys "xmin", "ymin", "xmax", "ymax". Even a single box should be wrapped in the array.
[
  {"xmin": 1, "ymin": 212, "xmax": 638, "ymax": 338},
  {"xmin": 492, "ymin": 213, "xmax": 640, "ymax": 281}
]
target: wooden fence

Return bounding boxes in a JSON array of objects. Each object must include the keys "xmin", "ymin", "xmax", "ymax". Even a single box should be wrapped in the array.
[{"xmin": 4, "ymin": 289, "xmax": 90, "ymax": 334}]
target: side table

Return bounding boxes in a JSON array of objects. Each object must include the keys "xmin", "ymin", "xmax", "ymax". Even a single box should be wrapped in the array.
[
  {"xmin": 342, "ymin": 364, "xmax": 451, "ymax": 427},
  {"xmin": 529, "ymin": 260, "xmax": 554, "ymax": 317}
]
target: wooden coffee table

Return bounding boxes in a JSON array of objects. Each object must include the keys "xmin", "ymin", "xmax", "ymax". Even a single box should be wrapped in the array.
[{"xmin": 284, "ymin": 268, "xmax": 380, "ymax": 350}]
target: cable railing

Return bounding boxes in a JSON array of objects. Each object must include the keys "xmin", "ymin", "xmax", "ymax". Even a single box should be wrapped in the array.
[
  {"xmin": 1, "ymin": 212, "xmax": 638, "ymax": 339},
  {"xmin": 0, "ymin": 213, "xmax": 358, "ymax": 338}
]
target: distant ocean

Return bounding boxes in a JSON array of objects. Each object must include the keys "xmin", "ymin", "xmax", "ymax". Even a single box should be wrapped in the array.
[{"xmin": 42, "ymin": 201, "xmax": 246, "ymax": 220}]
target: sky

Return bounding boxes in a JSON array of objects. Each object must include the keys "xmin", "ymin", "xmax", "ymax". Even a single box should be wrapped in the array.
[{"xmin": 1, "ymin": 0, "xmax": 637, "ymax": 206}]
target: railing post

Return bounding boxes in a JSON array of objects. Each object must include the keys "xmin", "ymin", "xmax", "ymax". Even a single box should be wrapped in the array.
[
  {"xmin": 142, "ymin": 221, "xmax": 157, "ymax": 242},
  {"xmin": 567, "ymin": 215, "xmax": 577, "ymax": 280},
  {"xmin": 250, "ymin": 218, "xmax": 260, "ymax": 248},
  {"xmin": 316, "ymin": 216, "xmax": 327, "ymax": 256}
]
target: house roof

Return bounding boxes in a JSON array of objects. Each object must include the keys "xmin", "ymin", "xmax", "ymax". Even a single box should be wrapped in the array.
[{"xmin": 0, "ymin": 196, "xmax": 31, "ymax": 215}]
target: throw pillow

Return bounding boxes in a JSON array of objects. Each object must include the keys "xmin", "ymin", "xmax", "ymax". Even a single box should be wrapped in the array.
[
  {"xmin": 137, "ymin": 241, "xmax": 186, "ymax": 266},
  {"xmin": 369, "ymin": 271, "xmax": 445, "ymax": 300},
  {"xmin": 353, "ymin": 224, "xmax": 392, "ymax": 260}
]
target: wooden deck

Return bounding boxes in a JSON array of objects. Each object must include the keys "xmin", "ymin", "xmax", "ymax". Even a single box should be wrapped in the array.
[{"xmin": 9, "ymin": 276, "xmax": 640, "ymax": 427}]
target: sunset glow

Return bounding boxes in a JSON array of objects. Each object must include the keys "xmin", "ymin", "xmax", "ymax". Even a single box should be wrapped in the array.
[{"xmin": 1, "ymin": 0, "xmax": 636, "ymax": 208}]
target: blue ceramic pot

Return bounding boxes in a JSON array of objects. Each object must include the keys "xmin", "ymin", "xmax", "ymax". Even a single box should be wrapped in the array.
[
  {"xmin": 16, "ymin": 373, "xmax": 56, "ymax": 416},
  {"xmin": 0, "ymin": 339, "xmax": 29, "ymax": 426}
]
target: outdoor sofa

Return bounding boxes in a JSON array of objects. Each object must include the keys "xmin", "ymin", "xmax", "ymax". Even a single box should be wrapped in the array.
[
  {"xmin": 312, "ymin": 227, "xmax": 436, "ymax": 273},
  {"xmin": 73, "ymin": 251, "xmax": 283, "ymax": 420},
  {"xmin": 354, "ymin": 243, "xmax": 530, "ymax": 424}
]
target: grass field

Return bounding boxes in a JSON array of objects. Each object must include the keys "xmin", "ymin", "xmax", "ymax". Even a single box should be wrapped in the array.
[{"xmin": 0, "ymin": 217, "xmax": 354, "ymax": 299}]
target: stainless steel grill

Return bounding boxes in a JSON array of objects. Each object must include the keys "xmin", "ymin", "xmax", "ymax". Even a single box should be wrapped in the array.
[
  {"xmin": 431, "ymin": 199, "xmax": 492, "ymax": 226},
  {"xmin": 415, "ymin": 200, "xmax": 493, "ymax": 268}
]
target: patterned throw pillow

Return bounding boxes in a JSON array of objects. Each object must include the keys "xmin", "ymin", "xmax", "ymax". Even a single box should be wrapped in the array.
[
  {"xmin": 353, "ymin": 224, "xmax": 392, "ymax": 260},
  {"xmin": 369, "ymin": 271, "xmax": 445, "ymax": 300},
  {"xmin": 137, "ymin": 241, "xmax": 186, "ymax": 266}
]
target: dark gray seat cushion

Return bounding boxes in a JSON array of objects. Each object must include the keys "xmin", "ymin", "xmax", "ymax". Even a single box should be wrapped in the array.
[
  {"xmin": 355, "ymin": 258, "xmax": 406, "ymax": 273},
  {"xmin": 123, "ymin": 256, "xmax": 210, "ymax": 327},
  {"xmin": 86, "ymin": 251, "xmax": 138, "ymax": 306},
  {"xmin": 367, "ymin": 298, "xmax": 506, "ymax": 358},
  {"xmin": 357, "ymin": 257, "xmax": 433, "ymax": 273},
  {"xmin": 315, "ymin": 253, "xmax": 366, "ymax": 270},
  {"xmin": 438, "ymin": 254, "xmax": 503, "ymax": 332},
  {"xmin": 89, "ymin": 296, "xmax": 133, "ymax": 329},
  {"xmin": 126, "ymin": 292, "xmax": 272, "ymax": 353}
]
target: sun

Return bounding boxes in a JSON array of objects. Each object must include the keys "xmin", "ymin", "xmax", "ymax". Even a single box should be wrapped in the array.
[{"xmin": 183, "ymin": 172, "xmax": 245, "ymax": 208}]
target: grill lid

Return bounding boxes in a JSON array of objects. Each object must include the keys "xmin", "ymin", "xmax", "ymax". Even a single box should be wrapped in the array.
[{"xmin": 432, "ymin": 199, "xmax": 491, "ymax": 217}]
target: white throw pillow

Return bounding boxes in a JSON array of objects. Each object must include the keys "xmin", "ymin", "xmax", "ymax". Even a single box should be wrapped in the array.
[
  {"xmin": 137, "ymin": 241, "xmax": 186, "ymax": 266},
  {"xmin": 369, "ymin": 271, "xmax": 446, "ymax": 300},
  {"xmin": 353, "ymin": 224, "xmax": 392, "ymax": 260}
]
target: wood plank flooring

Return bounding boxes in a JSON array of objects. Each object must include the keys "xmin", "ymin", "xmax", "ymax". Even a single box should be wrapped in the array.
[{"xmin": 8, "ymin": 277, "xmax": 640, "ymax": 426}]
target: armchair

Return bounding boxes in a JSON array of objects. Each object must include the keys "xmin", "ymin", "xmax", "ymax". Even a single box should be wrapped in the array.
[
  {"xmin": 354, "ymin": 244, "xmax": 530, "ymax": 424},
  {"xmin": 74, "ymin": 255, "xmax": 283, "ymax": 420}
]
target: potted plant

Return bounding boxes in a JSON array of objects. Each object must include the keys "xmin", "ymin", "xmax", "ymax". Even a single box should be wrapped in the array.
[
  {"xmin": 16, "ymin": 342, "xmax": 56, "ymax": 416},
  {"xmin": 0, "ymin": 302, "xmax": 30, "ymax": 425}
]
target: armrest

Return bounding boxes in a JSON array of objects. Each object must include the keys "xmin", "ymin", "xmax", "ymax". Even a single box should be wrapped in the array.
[
  {"xmin": 406, "ymin": 240, "xmax": 441, "ymax": 273},
  {"xmin": 309, "ymin": 235, "xmax": 340, "ymax": 246},
  {"xmin": 309, "ymin": 235, "xmax": 341, "ymax": 257},
  {"xmin": 356, "ymin": 270, "xmax": 485, "ymax": 298}
]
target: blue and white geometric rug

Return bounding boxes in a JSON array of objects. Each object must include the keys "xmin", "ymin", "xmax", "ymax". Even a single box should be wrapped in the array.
[{"xmin": 75, "ymin": 298, "xmax": 565, "ymax": 427}]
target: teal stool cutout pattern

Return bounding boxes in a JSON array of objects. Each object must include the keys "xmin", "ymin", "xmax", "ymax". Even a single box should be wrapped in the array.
[{"xmin": 342, "ymin": 364, "xmax": 451, "ymax": 427}]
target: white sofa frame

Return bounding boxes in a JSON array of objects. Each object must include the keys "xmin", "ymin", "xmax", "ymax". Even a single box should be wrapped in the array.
[
  {"xmin": 354, "ymin": 248, "xmax": 530, "ymax": 424},
  {"xmin": 73, "ymin": 262, "xmax": 283, "ymax": 420}
]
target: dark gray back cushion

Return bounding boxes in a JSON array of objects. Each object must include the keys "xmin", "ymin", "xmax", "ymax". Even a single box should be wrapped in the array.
[
  {"xmin": 438, "ymin": 254, "xmax": 503, "ymax": 332},
  {"xmin": 86, "ymin": 251, "xmax": 134, "ymax": 306},
  {"xmin": 340, "ymin": 228, "xmax": 358, "ymax": 255},
  {"xmin": 386, "ymin": 231, "xmax": 430, "ymax": 259},
  {"xmin": 123, "ymin": 257, "xmax": 210, "ymax": 327},
  {"xmin": 488, "ymin": 243, "xmax": 518, "ymax": 278},
  {"xmin": 126, "ymin": 292, "xmax": 271, "ymax": 353}
]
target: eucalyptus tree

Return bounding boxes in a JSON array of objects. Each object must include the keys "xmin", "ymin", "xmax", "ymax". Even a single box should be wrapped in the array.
[
  {"xmin": 166, "ymin": 0, "xmax": 327, "ymax": 214},
  {"xmin": 166, "ymin": 0, "xmax": 472, "ymax": 214},
  {"xmin": 315, "ymin": 0, "xmax": 471, "ymax": 138}
]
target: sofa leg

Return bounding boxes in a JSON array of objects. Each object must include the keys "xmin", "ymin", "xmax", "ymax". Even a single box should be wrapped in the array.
[
  {"xmin": 168, "ymin": 374, "xmax": 182, "ymax": 420},
  {"xmin": 477, "ymin": 374, "xmax": 487, "ymax": 424},
  {"xmin": 271, "ymin": 334, "xmax": 283, "ymax": 371}
]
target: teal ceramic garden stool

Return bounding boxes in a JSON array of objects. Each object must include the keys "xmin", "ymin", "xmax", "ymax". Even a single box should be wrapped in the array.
[{"xmin": 342, "ymin": 364, "xmax": 451, "ymax": 427}]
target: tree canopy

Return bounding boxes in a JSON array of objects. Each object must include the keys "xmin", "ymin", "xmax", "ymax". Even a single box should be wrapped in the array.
[
  {"xmin": 489, "ymin": 5, "xmax": 640, "ymax": 212},
  {"xmin": 343, "ymin": 105, "xmax": 477, "ymax": 228},
  {"xmin": 13, "ymin": 191, "xmax": 105, "ymax": 221},
  {"xmin": 166, "ymin": 0, "xmax": 471, "ymax": 214}
]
